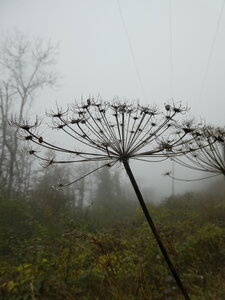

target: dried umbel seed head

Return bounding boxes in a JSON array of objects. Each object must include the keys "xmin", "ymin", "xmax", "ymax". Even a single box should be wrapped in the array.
[
  {"xmin": 183, "ymin": 127, "xmax": 193, "ymax": 134},
  {"xmin": 25, "ymin": 135, "xmax": 33, "ymax": 140},
  {"xmin": 173, "ymin": 107, "xmax": 182, "ymax": 113},
  {"xmin": 70, "ymin": 119, "xmax": 79, "ymax": 124},
  {"xmin": 12, "ymin": 99, "xmax": 202, "ymax": 186},
  {"xmin": 21, "ymin": 125, "xmax": 31, "ymax": 131},
  {"xmin": 172, "ymin": 126, "xmax": 225, "ymax": 178},
  {"xmin": 53, "ymin": 113, "xmax": 63, "ymax": 118},
  {"xmin": 9, "ymin": 118, "xmax": 40, "ymax": 133},
  {"xmin": 29, "ymin": 150, "xmax": 36, "ymax": 155},
  {"xmin": 161, "ymin": 142, "xmax": 173, "ymax": 151},
  {"xmin": 164, "ymin": 171, "xmax": 172, "ymax": 176},
  {"xmin": 57, "ymin": 124, "xmax": 65, "ymax": 129},
  {"xmin": 165, "ymin": 104, "xmax": 171, "ymax": 111}
]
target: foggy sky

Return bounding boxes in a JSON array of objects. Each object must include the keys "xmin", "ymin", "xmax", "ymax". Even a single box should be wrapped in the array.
[{"xmin": 1, "ymin": 0, "xmax": 225, "ymax": 197}]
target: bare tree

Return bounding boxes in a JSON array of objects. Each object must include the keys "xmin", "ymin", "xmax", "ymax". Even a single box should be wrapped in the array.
[{"xmin": 0, "ymin": 31, "xmax": 58, "ymax": 197}]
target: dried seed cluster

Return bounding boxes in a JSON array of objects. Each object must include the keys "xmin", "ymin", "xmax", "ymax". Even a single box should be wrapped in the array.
[
  {"xmin": 174, "ymin": 126, "xmax": 225, "ymax": 176},
  {"xmin": 12, "ymin": 98, "xmax": 221, "ymax": 185}
]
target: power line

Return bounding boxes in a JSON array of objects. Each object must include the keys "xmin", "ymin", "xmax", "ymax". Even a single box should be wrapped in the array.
[
  {"xmin": 198, "ymin": 0, "xmax": 225, "ymax": 102},
  {"xmin": 116, "ymin": 0, "xmax": 146, "ymax": 101},
  {"xmin": 169, "ymin": 0, "xmax": 174, "ymax": 100},
  {"xmin": 169, "ymin": 0, "xmax": 175, "ymax": 195}
]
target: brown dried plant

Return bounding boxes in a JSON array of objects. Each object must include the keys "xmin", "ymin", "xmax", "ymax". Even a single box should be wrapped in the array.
[
  {"xmin": 166, "ymin": 126, "xmax": 225, "ymax": 182},
  {"xmin": 12, "ymin": 98, "xmax": 207, "ymax": 300}
]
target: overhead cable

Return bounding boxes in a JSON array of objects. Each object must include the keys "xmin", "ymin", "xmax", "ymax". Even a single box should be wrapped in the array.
[
  {"xmin": 169, "ymin": 0, "xmax": 174, "ymax": 100},
  {"xmin": 116, "ymin": 0, "xmax": 146, "ymax": 101},
  {"xmin": 198, "ymin": 0, "xmax": 225, "ymax": 102}
]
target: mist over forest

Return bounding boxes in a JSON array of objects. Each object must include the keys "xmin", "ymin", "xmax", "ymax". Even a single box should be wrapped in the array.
[{"xmin": 1, "ymin": 1, "xmax": 225, "ymax": 299}]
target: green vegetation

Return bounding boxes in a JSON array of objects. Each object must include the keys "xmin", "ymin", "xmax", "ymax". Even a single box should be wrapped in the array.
[{"xmin": 0, "ymin": 175, "xmax": 225, "ymax": 299}]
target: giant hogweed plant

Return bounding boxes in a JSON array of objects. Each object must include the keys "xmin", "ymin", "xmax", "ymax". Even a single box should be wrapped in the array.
[
  {"xmin": 13, "ymin": 98, "xmax": 214, "ymax": 299},
  {"xmin": 165, "ymin": 126, "xmax": 225, "ymax": 182}
]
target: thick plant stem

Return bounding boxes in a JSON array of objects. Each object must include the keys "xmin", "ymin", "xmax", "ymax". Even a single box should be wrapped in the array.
[{"xmin": 123, "ymin": 159, "xmax": 190, "ymax": 300}]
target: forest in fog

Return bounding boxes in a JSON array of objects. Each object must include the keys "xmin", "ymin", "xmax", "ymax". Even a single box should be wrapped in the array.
[{"xmin": 1, "ymin": 31, "xmax": 225, "ymax": 300}]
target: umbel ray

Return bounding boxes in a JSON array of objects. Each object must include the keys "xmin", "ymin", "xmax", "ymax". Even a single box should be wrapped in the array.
[{"xmin": 12, "ymin": 98, "xmax": 217, "ymax": 300}]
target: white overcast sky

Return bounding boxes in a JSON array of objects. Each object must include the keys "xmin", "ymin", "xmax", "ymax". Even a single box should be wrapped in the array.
[{"xmin": 1, "ymin": 0, "xmax": 225, "ymax": 197}]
